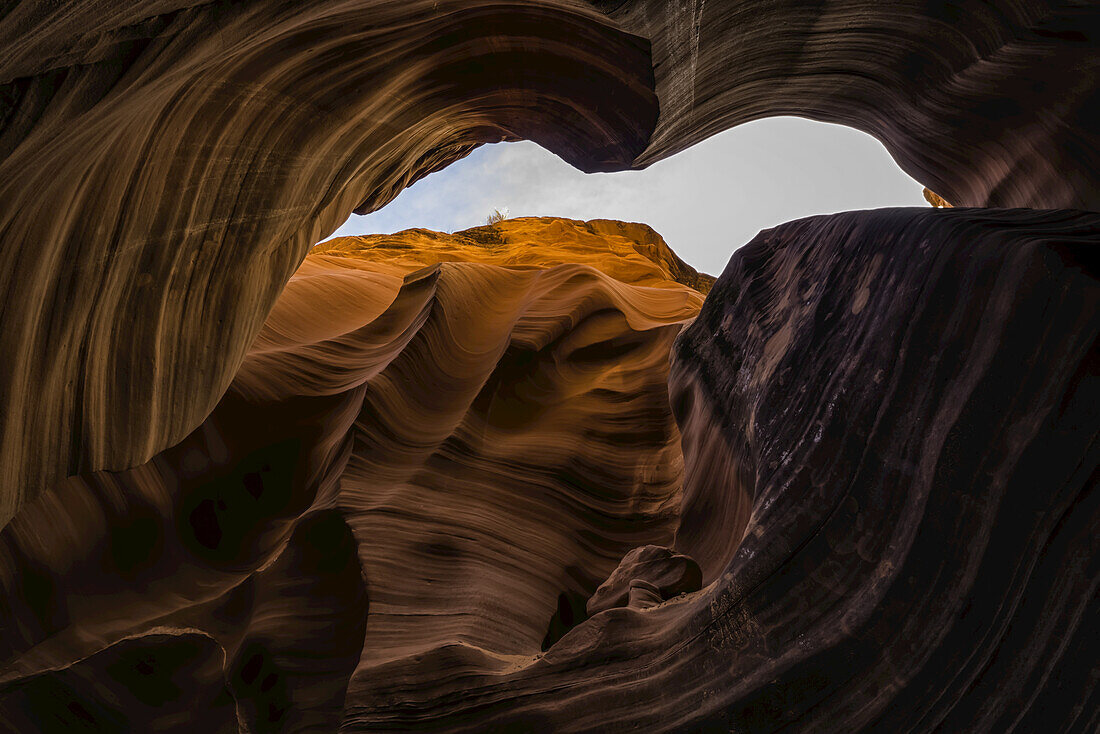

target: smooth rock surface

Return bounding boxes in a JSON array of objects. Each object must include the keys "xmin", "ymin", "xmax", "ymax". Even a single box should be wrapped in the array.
[
  {"xmin": 0, "ymin": 218, "xmax": 707, "ymax": 730},
  {"xmin": 325, "ymin": 207, "xmax": 1094, "ymax": 733},
  {"xmin": 665, "ymin": 206, "xmax": 1100, "ymax": 732},
  {"xmin": 2, "ymin": 1, "xmax": 1096, "ymax": 522},
  {"xmin": 585, "ymin": 545, "xmax": 702, "ymax": 616},
  {"xmin": 347, "ymin": 206, "xmax": 1094, "ymax": 732},
  {"xmin": 2, "ymin": 2, "xmax": 1098, "ymax": 728},
  {"xmin": 1, "ymin": 209, "xmax": 1097, "ymax": 731}
]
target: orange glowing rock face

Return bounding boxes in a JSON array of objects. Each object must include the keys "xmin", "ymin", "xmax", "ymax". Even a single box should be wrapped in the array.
[
  {"xmin": 0, "ymin": 218, "xmax": 709, "ymax": 730},
  {"xmin": 313, "ymin": 217, "xmax": 714, "ymax": 293},
  {"xmin": 922, "ymin": 188, "xmax": 953, "ymax": 207},
  {"xmin": 2, "ymin": 0, "xmax": 1094, "ymax": 532}
]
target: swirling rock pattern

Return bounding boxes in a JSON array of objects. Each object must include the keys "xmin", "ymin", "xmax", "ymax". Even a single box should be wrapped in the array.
[
  {"xmin": 666, "ymin": 207, "xmax": 1099, "ymax": 731},
  {"xmin": 1, "ymin": 0, "xmax": 1096, "ymax": 523},
  {"xmin": 6, "ymin": 209, "xmax": 1093, "ymax": 732},
  {"xmin": 0, "ymin": 0, "xmax": 659, "ymax": 520},
  {"xmin": 1, "ymin": 1, "xmax": 1098, "ymax": 729},
  {"xmin": 585, "ymin": 545, "xmax": 702, "ymax": 616},
  {"xmin": 605, "ymin": 0, "xmax": 1100, "ymax": 210},
  {"xmin": 0, "ymin": 218, "xmax": 707, "ymax": 730},
  {"xmin": 664, "ymin": 205, "xmax": 1095, "ymax": 730},
  {"xmin": 332, "ymin": 207, "xmax": 1095, "ymax": 732}
]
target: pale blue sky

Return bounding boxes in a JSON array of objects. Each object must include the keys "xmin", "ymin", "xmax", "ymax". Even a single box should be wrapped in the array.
[{"xmin": 327, "ymin": 117, "xmax": 926, "ymax": 275}]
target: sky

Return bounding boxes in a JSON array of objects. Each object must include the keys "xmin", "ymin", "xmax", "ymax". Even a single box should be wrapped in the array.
[{"xmin": 325, "ymin": 117, "xmax": 927, "ymax": 275}]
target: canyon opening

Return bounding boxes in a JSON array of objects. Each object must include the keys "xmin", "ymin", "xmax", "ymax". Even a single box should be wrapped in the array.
[{"xmin": 0, "ymin": 3, "xmax": 1097, "ymax": 733}]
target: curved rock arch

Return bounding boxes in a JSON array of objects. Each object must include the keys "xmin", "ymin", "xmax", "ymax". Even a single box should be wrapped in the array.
[
  {"xmin": 1, "ymin": 1, "xmax": 1096, "ymax": 523},
  {"xmin": 0, "ymin": 4, "xmax": 1097, "ymax": 731}
]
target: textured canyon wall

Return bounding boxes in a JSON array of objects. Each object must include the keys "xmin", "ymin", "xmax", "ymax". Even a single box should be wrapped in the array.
[
  {"xmin": 0, "ymin": 219, "xmax": 707, "ymax": 731},
  {"xmin": 667, "ymin": 208, "xmax": 1099, "ymax": 731},
  {"xmin": 1, "ymin": 0, "xmax": 1096, "ymax": 523},
  {"xmin": 1, "ymin": 2, "xmax": 1098, "ymax": 730},
  {"xmin": 0, "ymin": 0, "xmax": 658, "ymax": 521},
  {"xmin": 340, "ymin": 208, "xmax": 1095, "ymax": 732},
  {"xmin": 3, "ymin": 210, "xmax": 1094, "ymax": 731}
]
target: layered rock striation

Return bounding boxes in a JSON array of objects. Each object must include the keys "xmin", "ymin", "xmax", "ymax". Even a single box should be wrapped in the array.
[
  {"xmin": 0, "ymin": 218, "xmax": 707, "ymax": 730},
  {"xmin": 3, "ymin": 210, "xmax": 1095, "ymax": 731},
  {"xmin": 1, "ymin": 0, "xmax": 1096, "ymax": 522},
  {"xmin": 1, "ymin": 2, "xmax": 1098, "ymax": 729},
  {"xmin": 666, "ymin": 207, "xmax": 1099, "ymax": 731}
]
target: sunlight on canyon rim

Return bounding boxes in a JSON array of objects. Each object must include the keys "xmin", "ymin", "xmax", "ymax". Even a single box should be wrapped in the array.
[{"xmin": 327, "ymin": 117, "xmax": 928, "ymax": 274}]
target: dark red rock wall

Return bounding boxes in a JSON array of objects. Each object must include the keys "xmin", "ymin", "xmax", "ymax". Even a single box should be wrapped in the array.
[
  {"xmin": 329, "ymin": 208, "xmax": 1098, "ymax": 732},
  {"xmin": 668, "ymin": 207, "xmax": 1099, "ymax": 731}
]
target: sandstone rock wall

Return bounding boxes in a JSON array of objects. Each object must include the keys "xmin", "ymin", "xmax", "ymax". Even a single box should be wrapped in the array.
[
  {"xmin": 4, "ymin": 210, "xmax": 1093, "ymax": 731},
  {"xmin": 336, "ymin": 207, "xmax": 1098, "ymax": 732},
  {"xmin": 0, "ymin": 219, "xmax": 707, "ymax": 730},
  {"xmin": 2, "ymin": 0, "xmax": 1095, "ymax": 523},
  {"xmin": 1, "ymin": 3, "xmax": 1097, "ymax": 729}
]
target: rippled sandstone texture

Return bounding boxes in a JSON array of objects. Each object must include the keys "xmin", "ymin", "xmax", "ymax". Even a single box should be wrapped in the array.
[
  {"xmin": 665, "ymin": 208, "xmax": 1098, "ymax": 731},
  {"xmin": 1, "ymin": 0, "xmax": 1098, "ymax": 521},
  {"xmin": 314, "ymin": 216, "xmax": 714, "ymax": 294},
  {"xmin": 333, "ymin": 208, "xmax": 1093, "ymax": 732},
  {"xmin": 3, "ymin": 209, "xmax": 1096, "ymax": 732},
  {"xmin": 0, "ymin": 218, "xmax": 708, "ymax": 730},
  {"xmin": 1, "ymin": 1, "xmax": 1099, "ymax": 730}
]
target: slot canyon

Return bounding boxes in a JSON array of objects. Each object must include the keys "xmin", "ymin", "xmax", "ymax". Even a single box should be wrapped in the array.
[{"xmin": 0, "ymin": 2, "xmax": 1097, "ymax": 732}]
